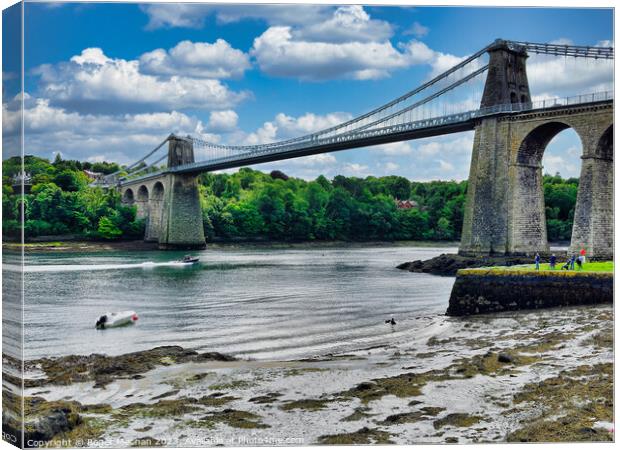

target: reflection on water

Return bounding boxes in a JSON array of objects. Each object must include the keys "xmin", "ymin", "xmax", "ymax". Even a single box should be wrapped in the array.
[{"xmin": 23, "ymin": 244, "xmax": 457, "ymax": 361}]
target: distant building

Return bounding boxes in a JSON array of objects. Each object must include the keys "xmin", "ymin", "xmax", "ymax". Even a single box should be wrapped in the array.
[
  {"xmin": 395, "ymin": 199, "xmax": 419, "ymax": 209},
  {"xmin": 83, "ymin": 169, "xmax": 104, "ymax": 180},
  {"xmin": 11, "ymin": 171, "xmax": 32, "ymax": 193}
]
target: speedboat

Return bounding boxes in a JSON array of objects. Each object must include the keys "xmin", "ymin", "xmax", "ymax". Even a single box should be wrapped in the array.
[
  {"xmin": 95, "ymin": 311, "xmax": 138, "ymax": 329},
  {"xmin": 180, "ymin": 255, "xmax": 200, "ymax": 264}
]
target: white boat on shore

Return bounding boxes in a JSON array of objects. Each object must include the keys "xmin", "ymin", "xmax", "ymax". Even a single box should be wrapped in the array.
[{"xmin": 95, "ymin": 311, "xmax": 138, "ymax": 329}]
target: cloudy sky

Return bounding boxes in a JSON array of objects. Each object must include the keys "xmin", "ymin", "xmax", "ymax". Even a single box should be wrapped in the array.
[{"xmin": 2, "ymin": 2, "xmax": 613, "ymax": 180}]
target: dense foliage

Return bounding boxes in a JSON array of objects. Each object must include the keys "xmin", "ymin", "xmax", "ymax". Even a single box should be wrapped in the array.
[
  {"xmin": 542, "ymin": 173, "xmax": 579, "ymax": 241},
  {"xmin": 2, "ymin": 156, "xmax": 578, "ymax": 242},
  {"xmin": 2, "ymin": 156, "xmax": 144, "ymax": 239},
  {"xmin": 198, "ymin": 169, "xmax": 466, "ymax": 241}
]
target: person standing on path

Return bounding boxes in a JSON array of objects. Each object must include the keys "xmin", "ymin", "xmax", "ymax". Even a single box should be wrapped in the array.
[
  {"xmin": 550, "ymin": 254, "xmax": 556, "ymax": 270},
  {"xmin": 535, "ymin": 253, "xmax": 540, "ymax": 270},
  {"xmin": 580, "ymin": 247, "xmax": 587, "ymax": 263},
  {"xmin": 570, "ymin": 254, "xmax": 576, "ymax": 270}
]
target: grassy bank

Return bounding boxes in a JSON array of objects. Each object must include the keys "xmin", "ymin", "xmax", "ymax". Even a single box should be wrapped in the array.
[{"xmin": 480, "ymin": 261, "xmax": 613, "ymax": 273}]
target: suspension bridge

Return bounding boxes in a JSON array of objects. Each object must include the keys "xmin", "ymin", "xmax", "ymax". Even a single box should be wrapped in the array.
[{"xmin": 103, "ymin": 39, "xmax": 613, "ymax": 257}]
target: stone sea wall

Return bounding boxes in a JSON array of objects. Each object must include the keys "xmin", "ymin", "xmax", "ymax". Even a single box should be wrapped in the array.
[{"xmin": 447, "ymin": 269, "xmax": 612, "ymax": 316}]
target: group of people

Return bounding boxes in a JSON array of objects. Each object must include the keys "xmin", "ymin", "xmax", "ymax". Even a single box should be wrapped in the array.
[{"xmin": 534, "ymin": 248, "xmax": 587, "ymax": 271}]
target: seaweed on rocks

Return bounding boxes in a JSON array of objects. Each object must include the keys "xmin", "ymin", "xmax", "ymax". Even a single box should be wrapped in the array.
[{"xmin": 24, "ymin": 346, "xmax": 236, "ymax": 388}]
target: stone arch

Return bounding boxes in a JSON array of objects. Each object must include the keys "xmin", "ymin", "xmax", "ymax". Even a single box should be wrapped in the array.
[
  {"xmin": 595, "ymin": 125, "xmax": 613, "ymax": 160},
  {"xmin": 122, "ymin": 188, "xmax": 135, "ymax": 205},
  {"xmin": 508, "ymin": 121, "xmax": 584, "ymax": 254},
  {"xmin": 135, "ymin": 185, "xmax": 149, "ymax": 219},
  {"xmin": 152, "ymin": 181, "xmax": 164, "ymax": 200},
  {"xmin": 145, "ymin": 181, "xmax": 166, "ymax": 242},
  {"xmin": 516, "ymin": 122, "xmax": 575, "ymax": 165},
  {"xmin": 569, "ymin": 123, "xmax": 614, "ymax": 259},
  {"xmin": 137, "ymin": 185, "xmax": 149, "ymax": 202}
]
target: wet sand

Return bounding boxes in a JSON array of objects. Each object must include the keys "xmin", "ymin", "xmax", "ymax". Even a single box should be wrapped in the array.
[{"xmin": 6, "ymin": 303, "xmax": 613, "ymax": 446}]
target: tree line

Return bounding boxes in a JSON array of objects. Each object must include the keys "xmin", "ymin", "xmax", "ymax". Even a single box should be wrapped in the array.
[{"xmin": 2, "ymin": 155, "xmax": 578, "ymax": 242}]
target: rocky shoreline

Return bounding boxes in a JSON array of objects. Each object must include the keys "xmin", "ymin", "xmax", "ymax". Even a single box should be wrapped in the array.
[
  {"xmin": 396, "ymin": 253, "xmax": 539, "ymax": 276},
  {"xmin": 3, "ymin": 304, "xmax": 613, "ymax": 446},
  {"xmin": 5, "ymin": 239, "xmax": 456, "ymax": 253}
]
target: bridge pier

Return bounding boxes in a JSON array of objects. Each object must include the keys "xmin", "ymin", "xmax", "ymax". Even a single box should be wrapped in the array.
[
  {"xmin": 145, "ymin": 181, "xmax": 165, "ymax": 242},
  {"xmin": 459, "ymin": 40, "xmax": 613, "ymax": 259},
  {"xmin": 568, "ymin": 126, "xmax": 613, "ymax": 260},
  {"xmin": 158, "ymin": 173, "xmax": 206, "ymax": 250},
  {"xmin": 460, "ymin": 118, "xmax": 510, "ymax": 255},
  {"xmin": 460, "ymin": 41, "xmax": 532, "ymax": 256},
  {"xmin": 119, "ymin": 136, "xmax": 205, "ymax": 250}
]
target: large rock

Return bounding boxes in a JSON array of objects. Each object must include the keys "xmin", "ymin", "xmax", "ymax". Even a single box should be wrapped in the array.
[{"xmin": 396, "ymin": 253, "xmax": 534, "ymax": 277}]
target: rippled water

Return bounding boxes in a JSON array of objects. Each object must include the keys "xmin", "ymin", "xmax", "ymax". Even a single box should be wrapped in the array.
[{"xmin": 22, "ymin": 244, "xmax": 457, "ymax": 360}]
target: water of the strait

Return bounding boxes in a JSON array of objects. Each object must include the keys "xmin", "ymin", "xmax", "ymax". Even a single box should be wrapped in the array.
[{"xmin": 22, "ymin": 244, "xmax": 458, "ymax": 361}]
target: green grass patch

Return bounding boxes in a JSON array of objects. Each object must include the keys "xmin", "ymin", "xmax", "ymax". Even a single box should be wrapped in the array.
[
  {"xmin": 462, "ymin": 261, "xmax": 613, "ymax": 275},
  {"xmin": 485, "ymin": 261, "xmax": 614, "ymax": 272}
]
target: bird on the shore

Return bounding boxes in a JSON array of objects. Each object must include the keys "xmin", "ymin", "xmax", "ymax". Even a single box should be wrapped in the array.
[{"xmin": 385, "ymin": 317, "xmax": 396, "ymax": 325}]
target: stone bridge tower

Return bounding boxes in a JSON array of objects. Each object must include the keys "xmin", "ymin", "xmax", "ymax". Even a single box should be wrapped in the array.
[
  {"xmin": 459, "ymin": 40, "xmax": 613, "ymax": 259},
  {"xmin": 121, "ymin": 136, "xmax": 205, "ymax": 250},
  {"xmin": 158, "ymin": 136, "xmax": 206, "ymax": 249},
  {"xmin": 460, "ymin": 40, "xmax": 533, "ymax": 256}
]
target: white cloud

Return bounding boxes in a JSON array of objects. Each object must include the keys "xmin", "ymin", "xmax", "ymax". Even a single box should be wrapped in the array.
[
  {"xmin": 139, "ymin": 39, "xmax": 250, "ymax": 79},
  {"xmin": 238, "ymin": 111, "xmax": 352, "ymax": 145},
  {"xmin": 384, "ymin": 161, "xmax": 400, "ymax": 171},
  {"xmin": 404, "ymin": 22, "xmax": 429, "ymax": 38},
  {"xmin": 374, "ymin": 141, "xmax": 413, "ymax": 155},
  {"xmin": 141, "ymin": 3, "xmax": 211, "ymax": 29},
  {"xmin": 33, "ymin": 48, "xmax": 250, "ymax": 114},
  {"xmin": 417, "ymin": 141, "xmax": 441, "ymax": 157},
  {"xmin": 526, "ymin": 39, "xmax": 614, "ymax": 98},
  {"xmin": 243, "ymin": 122, "xmax": 278, "ymax": 145},
  {"xmin": 141, "ymin": 4, "xmax": 331, "ymax": 29},
  {"xmin": 437, "ymin": 159, "xmax": 455, "ymax": 172},
  {"xmin": 294, "ymin": 6, "xmax": 393, "ymax": 43},
  {"xmin": 542, "ymin": 129, "xmax": 584, "ymax": 178},
  {"xmin": 251, "ymin": 10, "xmax": 463, "ymax": 82},
  {"xmin": 207, "ymin": 110, "xmax": 239, "ymax": 132},
  {"xmin": 400, "ymin": 40, "xmax": 436, "ymax": 65},
  {"xmin": 251, "ymin": 26, "xmax": 412, "ymax": 81},
  {"xmin": 70, "ymin": 47, "xmax": 110, "ymax": 65},
  {"xmin": 342, "ymin": 163, "xmax": 370, "ymax": 176},
  {"xmin": 3, "ymin": 93, "xmax": 217, "ymax": 164},
  {"xmin": 2, "ymin": 71, "xmax": 18, "ymax": 82},
  {"xmin": 288, "ymin": 153, "xmax": 337, "ymax": 167},
  {"xmin": 407, "ymin": 133, "xmax": 475, "ymax": 181},
  {"xmin": 543, "ymin": 153, "xmax": 580, "ymax": 178},
  {"xmin": 273, "ymin": 112, "xmax": 352, "ymax": 138}
]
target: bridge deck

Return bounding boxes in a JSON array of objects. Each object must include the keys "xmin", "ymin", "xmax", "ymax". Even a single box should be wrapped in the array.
[{"xmin": 117, "ymin": 96, "xmax": 613, "ymax": 186}]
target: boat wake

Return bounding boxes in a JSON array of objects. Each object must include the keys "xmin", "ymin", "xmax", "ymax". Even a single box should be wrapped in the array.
[{"xmin": 24, "ymin": 261, "xmax": 191, "ymax": 273}]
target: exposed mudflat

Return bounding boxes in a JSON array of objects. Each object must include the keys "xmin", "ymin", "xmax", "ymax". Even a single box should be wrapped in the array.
[{"xmin": 5, "ymin": 303, "xmax": 613, "ymax": 447}]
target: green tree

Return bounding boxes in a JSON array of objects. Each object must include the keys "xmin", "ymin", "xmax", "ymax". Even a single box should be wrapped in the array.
[{"xmin": 98, "ymin": 216, "xmax": 122, "ymax": 239}]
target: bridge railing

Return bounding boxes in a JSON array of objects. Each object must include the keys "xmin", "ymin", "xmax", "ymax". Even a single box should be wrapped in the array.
[
  {"xmin": 168, "ymin": 90, "xmax": 614, "ymax": 173},
  {"xmin": 111, "ymin": 90, "xmax": 613, "ymax": 185}
]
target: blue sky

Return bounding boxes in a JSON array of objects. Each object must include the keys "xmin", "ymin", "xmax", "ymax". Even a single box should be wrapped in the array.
[{"xmin": 3, "ymin": 2, "xmax": 614, "ymax": 180}]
